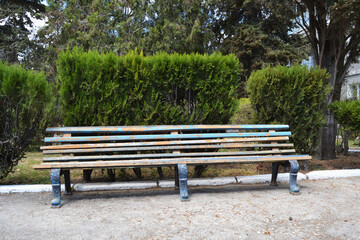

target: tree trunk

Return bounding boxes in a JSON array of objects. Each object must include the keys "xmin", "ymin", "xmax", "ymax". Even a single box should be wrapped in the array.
[
  {"xmin": 319, "ymin": 111, "xmax": 337, "ymax": 160},
  {"xmin": 317, "ymin": 33, "xmax": 341, "ymax": 160},
  {"xmin": 343, "ymin": 130, "xmax": 350, "ymax": 155}
]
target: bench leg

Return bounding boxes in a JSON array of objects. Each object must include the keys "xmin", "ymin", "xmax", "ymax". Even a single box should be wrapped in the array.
[
  {"xmin": 157, "ymin": 167, "xmax": 164, "ymax": 180},
  {"xmin": 133, "ymin": 168, "xmax": 142, "ymax": 179},
  {"xmin": 271, "ymin": 162, "xmax": 280, "ymax": 186},
  {"xmin": 289, "ymin": 160, "xmax": 300, "ymax": 194},
  {"xmin": 83, "ymin": 169, "xmax": 93, "ymax": 182},
  {"xmin": 50, "ymin": 169, "xmax": 62, "ymax": 208},
  {"xmin": 174, "ymin": 165, "xmax": 179, "ymax": 189},
  {"xmin": 63, "ymin": 170, "xmax": 72, "ymax": 195},
  {"xmin": 107, "ymin": 169, "xmax": 116, "ymax": 182},
  {"xmin": 177, "ymin": 164, "xmax": 189, "ymax": 201}
]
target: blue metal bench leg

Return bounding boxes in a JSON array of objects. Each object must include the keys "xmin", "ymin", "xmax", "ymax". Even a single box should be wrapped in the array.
[
  {"xmin": 50, "ymin": 169, "xmax": 62, "ymax": 208},
  {"xmin": 63, "ymin": 170, "xmax": 72, "ymax": 195},
  {"xmin": 177, "ymin": 164, "xmax": 189, "ymax": 201},
  {"xmin": 289, "ymin": 160, "xmax": 300, "ymax": 194},
  {"xmin": 271, "ymin": 162, "xmax": 280, "ymax": 186}
]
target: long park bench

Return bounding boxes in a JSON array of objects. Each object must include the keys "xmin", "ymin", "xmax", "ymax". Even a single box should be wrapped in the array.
[{"xmin": 33, "ymin": 125, "xmax": 311, "ymax": 208}]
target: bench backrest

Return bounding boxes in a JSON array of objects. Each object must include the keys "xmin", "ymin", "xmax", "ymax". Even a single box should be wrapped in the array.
[{"xmin": 36, "ymin": 125, "xmax": 305, "ymax": 168}]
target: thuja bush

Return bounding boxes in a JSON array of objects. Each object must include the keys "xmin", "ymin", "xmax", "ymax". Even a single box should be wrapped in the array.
[
  {"xmin": 330, "ymin": 100, "xmax": 360, "ymax": 133},
  {"xmin": 0, "ymin": 61, "xmax": 54, "ymax": 179},
  {"xmin": 330, "ymin": 101, "xmax": 360, "ymax": 152},
  {"xmin": 247, "ymin": 65, "xmax": 330, "ymax": 154},
  {"xmin": 57, "ymin": 48, "xmax": 240, "ymax": 177},
  {"xmin": 57, "ymin": 47, "xmax": 240, "ymax": 126}
]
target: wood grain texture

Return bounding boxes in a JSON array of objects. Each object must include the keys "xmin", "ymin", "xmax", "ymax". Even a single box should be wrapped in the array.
[
  {"xmin": 46, "ymin": 124, "xmax": 290, "ymax": 133},
  {"xmin": 41, "ymin": 136, "xmax": 290, "ymax": 150},
  {"xmin": 44, "ymin": 131, "xmax": 291, "ymax": 143},
  {"xmin": 34, "ymin": 155, "xmax": 312, "ymax": 169},
  {"xmin": 43, "ymin": 149, "xmax": 296, "ymax": 162}
]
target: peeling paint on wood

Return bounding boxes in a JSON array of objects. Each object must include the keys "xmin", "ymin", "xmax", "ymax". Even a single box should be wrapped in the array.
[
  {"xmin": 46, "ymin": 124, "xmax": 290, "ymax": 133},
  {"xmin": 43, "ymin": 149, "xmax": 297, "ymax": 162},
  {"xmin": 44, "ymin": 131, "xmax": 291, "ymax": 143},
  {"xmin": 42, "ymin": 143, "xmax": 294, "ymax": 155},
  {"xmin": 40, "ymin": 136, "xmax": 290, "ymax": 150},
  {"xmin": 35, "ymin": 124, "xmax": 312, "ymax": 204},
  {"xmin": 34, "ymin": 155, "xmax": 311, "ymax": 169}
]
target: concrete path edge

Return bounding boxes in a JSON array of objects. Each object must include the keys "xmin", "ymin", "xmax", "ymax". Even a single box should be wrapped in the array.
[{"xmin": 1, "ymin": 169, "xmax": 360, "ymax": 194}]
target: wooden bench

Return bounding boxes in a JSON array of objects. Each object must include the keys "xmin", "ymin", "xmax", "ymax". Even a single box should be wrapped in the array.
[{"xmin": 33, "ymin": 125, "xmax": 311, "ymax": 207}]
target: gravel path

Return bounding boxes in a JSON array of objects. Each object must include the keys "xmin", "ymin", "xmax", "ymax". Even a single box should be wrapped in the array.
[{"xmin": 1, "ymin": 177, "xmax": 360, "ymax": 239}]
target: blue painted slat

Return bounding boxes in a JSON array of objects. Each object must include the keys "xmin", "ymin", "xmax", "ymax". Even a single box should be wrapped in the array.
[
  {"xmin": 44, "ymin": 131, "xmax": 291, "ymax": 143},
  {"xmin": 46, "ymin": 124, "xmax": 289, "ymax": 133},
  {"xmin": 41, "ymin": 136, "xmax": 290, "ymax": 150},
  {"xmin": 34, "ymin": 155, "xmax": 312, "ymax": 169}
]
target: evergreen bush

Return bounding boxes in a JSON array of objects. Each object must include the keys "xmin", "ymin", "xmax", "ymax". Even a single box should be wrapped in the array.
[
  {"xmin": 0, "ymin": 61, "xmax": 54, "ymax": 179},
  {"xmin": 330, "ymin": 100, "xmax": 360, "ymax": 134},
  {"xmin": 330, "ymin": 101, "xmax": 360, "ymax": 152},
  {"xmin": 57, "ymin": 48, "xmax": 240, "ymax": 178},
  {"xmin": 57, "ymin": 48, "xmax": 240, "ymax": 126},
  {"xmin": 247, "ymin": 65, "xmax": 330, "ymax": 154}
]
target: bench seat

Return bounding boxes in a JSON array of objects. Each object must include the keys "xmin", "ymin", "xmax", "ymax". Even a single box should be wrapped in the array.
[{"xmin": 34, "ymin": 124, "xmax": 311, "ymax": 207}]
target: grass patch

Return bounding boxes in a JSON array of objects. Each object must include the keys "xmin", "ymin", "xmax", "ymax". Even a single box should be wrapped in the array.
[
  {"xmin": 349, "ymin": 139, "xmax": 360, "ymax": 147},
  {"xmin": 0, "ymin": 152, "xmax": 50, "ymax": 184}
]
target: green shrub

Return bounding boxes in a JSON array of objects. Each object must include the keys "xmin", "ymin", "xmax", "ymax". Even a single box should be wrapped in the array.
[
  {"xmin": 0, "ymin": 61, "xmax": 54, "ymax": 179},
  {"xmin": 330, "ymin": 100, "xmax": 360, "ymax": 136},
  {"xmin": 247, "ymin": 65, "xmax": 330, "ymax": 154},
  {"xmin": 57, "ymin": 48, "xmax": 240, "ymax": 126}
]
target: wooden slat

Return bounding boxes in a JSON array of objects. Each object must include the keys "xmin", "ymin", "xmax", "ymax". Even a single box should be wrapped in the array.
[
  {"xmin": 43, "ymin": 143, "xmax": 294, "ymax": 155},
  {"xmin": 43, "ymin": 149, "xmax": 297, "ymax": 162},
  {"xmin": 41, "ymin": 136, "xmax": 290, "ymax": 150},
  {"xmin": 34, "ymin": 155, "xmax": 312, "ymax": 169},
  {"xmin": 44, "ymin": 131, "xmax": 291, "ymax": 143},
  {"xmin": 171, "ymin": 131, "xmax": 181, "ymax": 154},
  {"xmin": 46, "ymin": 124, "xmax": 290, "ymax": 133}
]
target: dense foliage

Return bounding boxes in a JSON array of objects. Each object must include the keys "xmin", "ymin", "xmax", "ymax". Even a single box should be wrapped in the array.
[
  {"xmin": 295, "ymin": 0, "xmax": 360, "ymax": 159},
  {"xmin": 57, "ymin": 48, "xmax": 240, "ymax": 126},
  {"xmin": 0, "ymin": 0, "xmax": 45, "ymax": 67},
  {"xmin": 0, "ymin": 61, "xmax": 54, "ymax": 179},
  {"xmin": 247, "ymin": 65, "xmax": 330, "ymax": 154},
  {"xmin": 211, "ymin": 0, "xmax": 307, "ymax": 77},
  {"xmin": 330, "ymin": 101, "xmax": 360, "ymax": 134},
  {"xmin": 32, "ymin": 0, "xmax": 307, "ymax": 86}
]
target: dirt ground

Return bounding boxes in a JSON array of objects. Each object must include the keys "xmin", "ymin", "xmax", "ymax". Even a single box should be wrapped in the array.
[
  {"xmin": 1, "ymin": 177, "xmax": 360, "ymax": 240},
  {"xmin": 307, "ymin": 153, "xmax": 360, "ymax": 170}
]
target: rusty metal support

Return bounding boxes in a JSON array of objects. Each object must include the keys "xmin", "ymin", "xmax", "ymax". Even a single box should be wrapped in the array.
[
  {"xmin": 50, "ymin": 168, "xmax": 61, "ymax": 208},
  {"xmin": 289, "ymin": 160, "xmax": 300, "ymax": 194},
  {"xmin": 178, "ymin": 164, "xmax": 189, "ymax": 201}
]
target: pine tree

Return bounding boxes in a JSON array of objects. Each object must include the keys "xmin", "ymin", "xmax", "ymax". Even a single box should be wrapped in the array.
[{"xmin": 0, "ymin": 0, "xmax": 45, "ymax": 66}]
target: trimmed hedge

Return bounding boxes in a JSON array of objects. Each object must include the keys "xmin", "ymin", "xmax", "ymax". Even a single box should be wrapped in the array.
[
  {"xmin": 247, "ymin": 65, "xmax": 330, "ymax": 154},
  {"xmin": 57, "ymin": 48, "xmax": 240, "ymax": 126},
  {"xmin": 330, "ymin": 100, "xmax": 360, "ymax": 134},
  {"xmin": 0, "ymin": 61, "xmax": 54, "ymax": 179}
]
